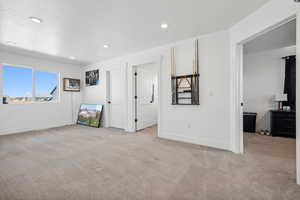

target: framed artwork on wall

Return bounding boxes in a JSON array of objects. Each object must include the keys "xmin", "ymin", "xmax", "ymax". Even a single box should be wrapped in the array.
[
  {"xmin": 63, "ymin": 78, "xmax": 81, "ymax": 92},
  {"xmin": 77, "ymin": 104, "xmax": 103, "ymax": 128},
  {"xmin": 86, "ymin": 69, "xmax": 99, "ymax": 86}
]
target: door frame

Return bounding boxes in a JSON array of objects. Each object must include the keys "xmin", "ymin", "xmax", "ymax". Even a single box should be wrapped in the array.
[
  {"xmin": 125, "ymin": 55, "xmax": 163, "ymax": 133},
  {"xmin": 105, "ymin": 70, "xmax": 111, "ymax": 128},
  {"xmin": 231, "ymin": 14, "xmax": 299, "ymax": 184}
]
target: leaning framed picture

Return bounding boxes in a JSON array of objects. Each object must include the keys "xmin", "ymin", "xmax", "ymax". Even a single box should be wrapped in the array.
[
  {"xmin": 86, "ymin": 69, "xmax": 99, "ymax": 86},
  {"xmin": 77, "ymin": 104, "xmax": 103, "ymax": 128},
  {"xmin": 63, "ymin": 78, "xmax": 80, "ymax": 92}
]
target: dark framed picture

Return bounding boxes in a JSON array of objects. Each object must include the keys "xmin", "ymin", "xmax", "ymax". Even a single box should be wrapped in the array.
[
  {"xmin": 86, "ymin": 69, "xmax": 99, "ymax": 86},
  {"xmin": 63, "ymin": 78, "xmax": 80, "ymax": 92},
  {"xmin": 77, "ymin": 104, "xmax": 103, "ymax": 128}
]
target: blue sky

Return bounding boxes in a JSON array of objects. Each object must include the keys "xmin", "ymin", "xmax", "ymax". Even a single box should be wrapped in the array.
[
  {"xmin": 80, "ymin": 104, "xmax": 103, "ymax": 111},
  {"xmin": 35, "ymin": 71, "xmax": 57, "ymax": 96},
  {"xmin": 3, "ymin": 65, "xmax": 57, "ymax": 97}
]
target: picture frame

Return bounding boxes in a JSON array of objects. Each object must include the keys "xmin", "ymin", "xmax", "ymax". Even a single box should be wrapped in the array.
[
  {"xmin": 77, "ymin": 104, "xmax": 103, "ymax": 128},
  {"xmin": 63, "ymin": 78, "xmax": 81, "ymax": 92},
  {"xmin": 86, "ymin": 69, "xmax": 99, "ymax": 86}
]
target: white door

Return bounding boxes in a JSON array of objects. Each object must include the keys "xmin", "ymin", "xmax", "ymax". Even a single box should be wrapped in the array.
[
  {"xmin": 107, "ymin": 68, "xmax": 124, "ymax": 129},
  {"xmin": 135, "ymin": 66, "xmax": 158, "ymax": 130}
]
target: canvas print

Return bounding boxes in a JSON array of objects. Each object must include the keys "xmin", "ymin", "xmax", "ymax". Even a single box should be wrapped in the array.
[
  {"xmin": 86, "ymin": 69, "xmax": 99, "ymax": 86},
  {"xmin": 63, "ymin": 78, "xmax": 80, "ymax": 92},
  {"xmin": 77, "ymin": 104, "xmax": 103, "ymax": 128}
]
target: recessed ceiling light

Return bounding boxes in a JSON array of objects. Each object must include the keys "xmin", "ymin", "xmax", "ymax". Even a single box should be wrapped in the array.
[
  {"xmin": 161, "ymin": 23, "xmax": 168, "ymax": 29},
  {"xmin": 69, "ymin": 56, "xmax": 75, "ymax": 60},
  {"xmin": 103, "ymin": 44, "xmax": 110, "ymax": 48},
  {"xmin": 29, "ymin": 16, "xmax": 42, "ymax": 23}
]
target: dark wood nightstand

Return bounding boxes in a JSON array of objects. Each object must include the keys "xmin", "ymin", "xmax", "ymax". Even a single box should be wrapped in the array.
[{"xmin": 270, "ymin": 110, "xmax": 296, "ymax": 138}]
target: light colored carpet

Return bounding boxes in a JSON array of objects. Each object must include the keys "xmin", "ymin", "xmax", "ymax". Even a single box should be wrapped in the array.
[{"xmin": 0, "ymin": 126, "xmax": 299, "ymax": 200}]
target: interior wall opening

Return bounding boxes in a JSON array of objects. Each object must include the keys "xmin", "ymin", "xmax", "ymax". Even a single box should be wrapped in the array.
[
  {"xmin": 241, "ymin": 19, "xmax": 297, "ymax": 179},
  {"xmin": 133, "ymin": 63, "xmax": 159, "ymax": 134}
]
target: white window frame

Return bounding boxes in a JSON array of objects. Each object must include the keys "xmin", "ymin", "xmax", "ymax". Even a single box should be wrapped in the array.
[{"xmin": 1, "ymin": 63, "xmax": 60, "ymax": 104}]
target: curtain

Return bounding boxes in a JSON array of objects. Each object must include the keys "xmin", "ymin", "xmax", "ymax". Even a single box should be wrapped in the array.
[{"xmin": 283, "ymin": 55, "xmax": 296, "ymax": 110}]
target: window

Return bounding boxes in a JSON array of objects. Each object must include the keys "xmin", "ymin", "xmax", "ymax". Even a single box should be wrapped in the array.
[
  {"xmin": 2, "ymin": 65, "xmax": 58, "ymax": 104},
  {"xmin": 3, "ymin": 65, "xmax": 33, "ymax": 104},
  {"xmin": 35, "ymin": 71, "xmax": 58, "ymax": 102}
]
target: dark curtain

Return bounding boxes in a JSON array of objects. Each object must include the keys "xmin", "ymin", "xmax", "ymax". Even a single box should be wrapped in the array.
[{"xmin": 283, "ymin": 56, "xmax": 296, "ymax": 110}]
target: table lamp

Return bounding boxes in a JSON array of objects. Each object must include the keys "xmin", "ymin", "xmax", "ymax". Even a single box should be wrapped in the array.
[{"xmin": 275, "ymin": 93, "xmax": 287, "ymax": 111}]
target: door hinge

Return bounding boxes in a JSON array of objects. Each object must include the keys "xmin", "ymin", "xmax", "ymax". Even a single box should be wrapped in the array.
[
  {"xmin": 135, "ymin": 118, "xmax": 138, "ymax": 122},
  {"xmin": 134, "ymin": 72, "xmax": 137, "ymax": 76},
  {"xmin": 241, "ymin": 102, "xmax": 244, "ymax": 106}
]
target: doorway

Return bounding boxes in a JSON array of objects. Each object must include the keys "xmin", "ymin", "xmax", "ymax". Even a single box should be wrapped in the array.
[
  {"xmin": 133, "ymin": 63, "xmax": 159, "ymax": 132},
  {"xmin": 241, "ymin": 19, "xmax": 296, "ymax": 146},
  {"xmin": 238, "ymin": 18, "xmax": 298, "ymax": 182}
]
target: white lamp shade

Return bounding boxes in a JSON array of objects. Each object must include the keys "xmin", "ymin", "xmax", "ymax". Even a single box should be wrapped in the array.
[{"xmin": 275, "ymin": 93, "xmax": 287, "ymax": 101}]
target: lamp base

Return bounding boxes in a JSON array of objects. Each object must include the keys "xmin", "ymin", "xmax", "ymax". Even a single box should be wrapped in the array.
[{"xmin": 278, "ymin": 101, "xmax": 283, "ymax": 111}]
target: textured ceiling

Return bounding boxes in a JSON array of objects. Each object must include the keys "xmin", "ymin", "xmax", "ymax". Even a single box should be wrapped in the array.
[{"xmin": 0, "ymin": 0, "xmax": 271, "ymax": 65}]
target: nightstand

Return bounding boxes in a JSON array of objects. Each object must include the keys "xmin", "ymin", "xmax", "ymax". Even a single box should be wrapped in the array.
[{"xmin": 270, "ymin": 110, "xmax": 296, "ymax": 138}]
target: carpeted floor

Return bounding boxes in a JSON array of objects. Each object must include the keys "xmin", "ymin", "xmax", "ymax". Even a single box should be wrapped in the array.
[{"xmin": 0, "ymin": 125, "xmax": 299, "ymax": 200}]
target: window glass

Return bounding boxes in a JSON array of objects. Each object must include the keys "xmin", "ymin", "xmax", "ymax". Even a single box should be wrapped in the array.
[
  {"xmin": 35, "ymin": 71, "xmax": 58, "ymax": 102},
  {"xmin": 2, "ymin": 65, "xmax": 33, "ymax": 104}
]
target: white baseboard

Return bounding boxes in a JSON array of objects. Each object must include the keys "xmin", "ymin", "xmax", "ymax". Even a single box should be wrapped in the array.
[
  {"xmin": 159, "ymin": 131, "xmax": 230, "ymax": 151},
  {"xmin": 144, "ymin": 120, "xmax": 157, "ymax": 128},
  {"xmin": 0, "ymin": 121, "xmax": 75, "ymax": 136}
]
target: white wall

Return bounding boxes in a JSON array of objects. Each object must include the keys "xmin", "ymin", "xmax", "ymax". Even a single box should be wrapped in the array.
[
  {"xmin": 83, "ymin": 30, "xmax": 231, "ymax": 150},
  {"xmin": 0, "ymin": 51, "xmax": 83, "ymax": 135},
  {"xmin": 159, "ymin": 32, "xmax": 230, "ymax": 150},
  {"xmin": 83, "ymin": 60, "xmax": 126, "ymax": 128},
  {"xmin": 243, "ymin": 46, "xmax": 296, "ymax": 132}
]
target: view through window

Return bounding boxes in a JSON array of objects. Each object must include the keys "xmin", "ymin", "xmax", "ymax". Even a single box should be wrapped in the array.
[
  {"xmin": 2, "ymin": 65, "xmax": 58, "ymax": 104},
  {"xmin": 35, "ymin": 71, "xmax": 58, "ymax": 102}
]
